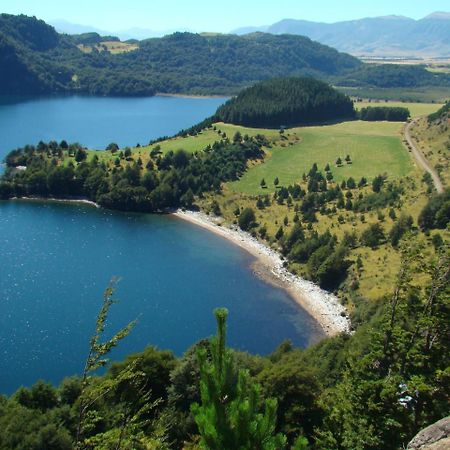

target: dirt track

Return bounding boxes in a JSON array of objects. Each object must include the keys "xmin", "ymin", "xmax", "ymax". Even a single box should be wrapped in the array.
[{"xmin": 404, "ymin": 119, "xmax": 444, "ymax": 194}]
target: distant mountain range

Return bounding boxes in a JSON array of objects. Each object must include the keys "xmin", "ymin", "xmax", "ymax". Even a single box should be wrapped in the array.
[
  {"xmin": 49, "ymin": 19, "xmax": 191, "ymax": 41},
  {"xmin": 232, "ymin": 12, "xmax": 450, "ymax": 58}
]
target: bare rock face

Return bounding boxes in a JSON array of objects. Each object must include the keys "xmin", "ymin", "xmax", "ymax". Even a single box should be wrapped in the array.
[{"xmin": 408, "ymin": 417, "xmax": 450, "ymax": 450}]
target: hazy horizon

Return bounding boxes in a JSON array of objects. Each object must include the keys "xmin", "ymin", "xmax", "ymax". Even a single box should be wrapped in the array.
[{"xmin": 1, "ymin": 0, "xmax": 449, "ymax": 35}]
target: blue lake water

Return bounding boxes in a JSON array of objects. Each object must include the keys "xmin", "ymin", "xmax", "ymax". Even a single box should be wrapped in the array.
[
  {"xmin": 0, "ymin": 95, "xmax": 227, "ymax": 160},
  {"xmin": 0, "ymin": 95, "xmax": 323, "ymax": 395}
]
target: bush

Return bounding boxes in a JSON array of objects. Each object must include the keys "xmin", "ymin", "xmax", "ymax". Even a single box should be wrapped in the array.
[{"xmin": 238, "ymin": 207, "xmax": 256, "ymax": 231}]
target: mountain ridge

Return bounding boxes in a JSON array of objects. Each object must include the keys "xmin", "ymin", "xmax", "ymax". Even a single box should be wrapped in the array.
[
  {"xmin": 0, "ymin": 14, "xmax": 361, "ymax": 96},
  {"xmin": 232, "ymin": 12, "xmax": 450, "ymax": 58}
]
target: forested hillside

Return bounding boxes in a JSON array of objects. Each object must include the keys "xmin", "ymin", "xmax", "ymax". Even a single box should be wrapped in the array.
[
  {"xmin": 215, "ymin": 77, "xmax": 355, "ymax": 127},
  {"xmin": 1, "ymin": 14, "xmax": 450, "ymax": 97},
  {"xmin": 335, "ymin": 64, "xmax": 450, "ymax": 89},
  {"xmin": 0, "ymin": 14, "xmax": 360, "ymax": 96}
]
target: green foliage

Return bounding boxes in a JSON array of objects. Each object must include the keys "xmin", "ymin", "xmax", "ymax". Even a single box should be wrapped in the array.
[
  {"xmin": 3, "ymin": 137, "xmax": 264, "ymax": 213},
  {"xmin": 0, "ymin": 14, "xmax": 361, "ymax": 96},
  {"xmin": 215, "ymin": 77, "xmax": 355, "ymax": 128},
  {"xmin": 427, "ymin": 101, "xmax": 450, "ymax": 122},
  {"xmin": 337, "ymin": 64, "xmax": 450, "ymax": 89},
  {"xmin": 389, "ymin": 214, "xmax": 413, "ymax": 247},
  {"xmin": 257, "ymin": 355, "xmax": 322, "ymax": 443},
  {"xmin": 75, "ymin": 280, "xmax": 137, "ymax": 447},
  {"xmin": 191, "ymin": 308, "xmax": 287, "ymax": 449},
  {"xmin": 238, "ymin": 207, "xmax": 256, "ymax": 231},
  {"xmin": 372, "ymin": 175, "xmax": 385, "ymax": 193},
  {"xmin": 316, "ymin": 243, "xmax": 450, "ymax": 450},
  {"xmin": 361, "ymin": 223, "xmax": 385, "ymax": 248},
  {"xmin": 358, "ymin": 106, "xmax": 410, "ymax": 121},
  {"xmin": 418, "ymin": 189, "xmax": 450, "ymax": 230}
]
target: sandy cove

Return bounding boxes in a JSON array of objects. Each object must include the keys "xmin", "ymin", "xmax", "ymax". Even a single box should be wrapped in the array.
[{"xmin": 174, "ymin": 209, "xmax": 351, "ymax": 337}]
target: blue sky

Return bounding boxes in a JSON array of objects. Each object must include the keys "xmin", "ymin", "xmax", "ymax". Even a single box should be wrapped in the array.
[{"xmin": 1, "ymin": 0, "xmax": 449, "ymax": 32}]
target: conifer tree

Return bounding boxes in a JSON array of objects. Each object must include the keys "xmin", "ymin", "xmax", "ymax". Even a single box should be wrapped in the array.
[{"xmin": 192, "ymin": 308, "xmax": 286, "ymax": 450}]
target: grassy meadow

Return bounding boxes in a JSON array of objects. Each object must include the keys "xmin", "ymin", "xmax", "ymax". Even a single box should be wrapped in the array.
[
  {"xmin": 354, "ymin": 101, "xmax": 443, "ymax": 117},
  {"xmin": 228, "ymin": 121, "xmax": 412, "ymax": 194},
  {"xmin": 26, "ymin": 99, "xmax": 447, "ymax": 304}
]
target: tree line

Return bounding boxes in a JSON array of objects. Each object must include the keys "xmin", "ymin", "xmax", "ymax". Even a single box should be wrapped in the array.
[
  {"xmin": 0, "ymin": 135, "xmax": 265, "ymax": 213},
  {"xmin": 358, "ymin": 106, "xmax": 410, "ymax": 121}
]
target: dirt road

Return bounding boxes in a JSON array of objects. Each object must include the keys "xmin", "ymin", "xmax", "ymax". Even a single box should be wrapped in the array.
[{"xmin": 404, "ymin": 119, "xmax": 444, "ymax": 194}]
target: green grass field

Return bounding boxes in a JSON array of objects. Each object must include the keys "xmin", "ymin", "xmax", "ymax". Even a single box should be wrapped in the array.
[
  {"xmin": 338, "ymin": 86, "xmax": 450, "ymax": 103},
  {"xmin": 228, "ymin": 120, "xmax": 413, "ymax": 195},
  {"xmin": 355, "ymin": 101, "xmax": 443, "ymax": 117},
  {"xmin": 139, "ymin": 128, "xmax": 221, "ymax": 155}
]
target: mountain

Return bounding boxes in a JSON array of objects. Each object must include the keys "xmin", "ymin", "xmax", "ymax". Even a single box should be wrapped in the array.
[
  {"xmin": 232, "ymin": 12, "xmax": 450, "ymax": 58},
  {"xmin": 49, "ymin": 19, "xmax": 111, "ymax": 36},
  {"xmin": 0, "ymin": 14, "xmax": 362, "ymax": 97},
  {"xmin": 49, "ymin": 19, "xmax": 191, "ymax": 41}
]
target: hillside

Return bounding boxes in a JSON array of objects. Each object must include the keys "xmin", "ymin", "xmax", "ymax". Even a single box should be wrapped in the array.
[
  {"xmin": 0, "ymin": 14, "xmax": 361, "ymax": 96},
  {"xmin": 408, "ymin": 102, "xmax": 450, "ymax": 187},
  {"xmin": 233, "ymin": 12, "xmax": 450, "ymax": 58},
  {"xmin": 334, "ymin": 64, "xmax": 450, "ymax": 89},
  {"xmin": 214, "ymin": 77, "xmax": 355, "ymax": 127},
  {"xmin": 1, "ymin": 14, "xmax": 450, "ymax": 98}
]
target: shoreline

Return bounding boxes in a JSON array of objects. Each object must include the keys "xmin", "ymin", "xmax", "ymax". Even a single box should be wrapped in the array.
[
  {"xmin": 156, "ymin": 93, "xmax": 229, "ymax": 99},
  {"xmin": 5, "ymin": 196, "xmax": 350, "ymax": 336},
  {"xmin": 11, "ymin": 196, "xmax": 100, "ymax": 208},
  {"xmin": 173, "ymin": 210, "xmax": 351, "ymax": 337}
]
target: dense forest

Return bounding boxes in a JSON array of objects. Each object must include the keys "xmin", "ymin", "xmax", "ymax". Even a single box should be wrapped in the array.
[
  {"xmin": 214, "ymin": 78, "xmax": 355, "ymax": 127},
  {"xmin": 1, "ymin": 14, "xmax": 450, "ymax": 97},
  {"xmin": 334, "ymin": 64, "xmax": 450, "ymax": 89},
  {"xmin": 0, "ymin": 238, "xmax": 448, "ymax": 450},
  {"xmin": 0, "ymin": 14, "xmax": 360, "ymax": 96},
  {"xmin": 358, "ymin": 106, "xmax": 410, "ymax": 121}
]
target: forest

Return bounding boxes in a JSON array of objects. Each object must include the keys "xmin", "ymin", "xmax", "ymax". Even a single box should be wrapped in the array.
[
  {"xmin": 214, "ymin": 78, "xmax": 355, "ymax": 127},
  {"xmin": 1, "ymin": 14, "xmax": 450, "ymax": 97},
  {"xmin": 0, "ymin": 135, "xmax": 266, "ymax": 212},
  {"xmin": 357, "ymin": 106, "xmax": 410, "ymax": 121}
]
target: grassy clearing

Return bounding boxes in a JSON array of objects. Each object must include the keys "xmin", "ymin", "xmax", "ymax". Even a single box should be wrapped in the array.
[
  {"xmin": 355, "ymin": 101, "xmax": 443, "ymax": 118},
  {"xmin": 338, "ymin": 86, "xmax": 450, "ymax": 103},
  {"xmin": 229, "ymin": 120, "xmax": 412, "ymax": 195},
  {"xmin": 139, "ymin": 128, "xmax": 221, "ymax": 155},
  {"xmin": 77, "ymin": 41, "xmax": 139, "ymax": 54},
  {"xmin": 199, "ymin": 168, "xmax": 435, "ymax": 302}
]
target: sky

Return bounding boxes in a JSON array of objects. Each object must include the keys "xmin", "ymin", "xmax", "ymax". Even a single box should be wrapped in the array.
[{"xmin": 1, "ymin": 0, "xmax": 449, "ymax": 32}]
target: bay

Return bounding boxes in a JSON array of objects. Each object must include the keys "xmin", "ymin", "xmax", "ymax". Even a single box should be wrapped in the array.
[
  {"xmin": 0, "ymin": 95, "xmax": 323, "ymax": 395},
  {"xmin": 0, "ymin": 201, "xmax": 322, "ymax": 394}
]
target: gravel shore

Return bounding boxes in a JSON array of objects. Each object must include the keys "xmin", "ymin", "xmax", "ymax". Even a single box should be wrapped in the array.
[{"xmin": 174, "ymin": 209, "xmax": 351, "ymax": 336}]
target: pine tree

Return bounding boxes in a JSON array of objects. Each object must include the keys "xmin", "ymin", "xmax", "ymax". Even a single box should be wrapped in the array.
[{"xmin": 192, "ymin": 309, "xmax": 286, "ymax": 449}]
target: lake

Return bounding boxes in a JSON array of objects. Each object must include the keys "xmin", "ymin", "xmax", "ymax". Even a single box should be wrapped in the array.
[
  {"xmin": 0, "ymin": 95, "xmax": 227, "ymax": 160},
  {"xmin": 0, "ymin": 95, "xmax": 322, "ymax": 395}
]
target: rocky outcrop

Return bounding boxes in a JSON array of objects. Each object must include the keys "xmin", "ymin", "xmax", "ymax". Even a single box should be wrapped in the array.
[{"xmin": 408, "ymin": 417, "xmax": 450, "ymax": 450}]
